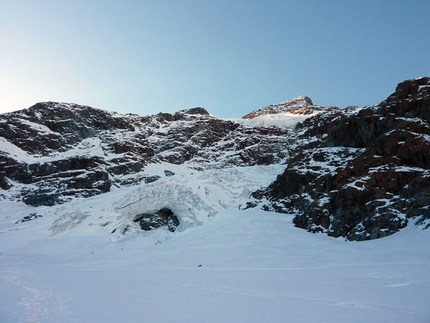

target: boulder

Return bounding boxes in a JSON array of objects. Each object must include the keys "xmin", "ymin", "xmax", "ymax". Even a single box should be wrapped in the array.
[{"xmin": 133, "ymin": 208, "xmax": 180, "ymax": 232}]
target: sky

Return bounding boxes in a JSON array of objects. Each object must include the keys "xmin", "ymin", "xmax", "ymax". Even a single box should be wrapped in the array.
[{"xmin": 1, "ymin": 1, "xmax": 429, "ymax": 118}]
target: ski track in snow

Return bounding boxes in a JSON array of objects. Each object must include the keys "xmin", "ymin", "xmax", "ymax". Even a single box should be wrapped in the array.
[
  {"xmin": 183, "ymin": 282, "xmax": 417, "ymax": 315},
  {"xmin": 2, "ymin": 268, "xmax": 72, "ymax": 323}
]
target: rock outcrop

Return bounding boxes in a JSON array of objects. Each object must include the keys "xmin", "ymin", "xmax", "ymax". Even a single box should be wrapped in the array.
[
  {"xmin": 133, "ymin": 208, "xmax": 180, "ymax": 232},
  {"xmin": 255, "ymin": 77, "xmax": 430, "ymax": 240}
]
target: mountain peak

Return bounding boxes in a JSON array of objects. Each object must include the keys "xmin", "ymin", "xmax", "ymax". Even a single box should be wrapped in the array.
[
  {"xmin": 242, "ymin": 96, "xmax": 320, "ymax": 119},
  {"xmin": 385, "ymin": 76, "xmax": 430, "ymax": 102},
  {"xmin": 178, "ymin": 107, "xmax": 210, "ymax": 115}
]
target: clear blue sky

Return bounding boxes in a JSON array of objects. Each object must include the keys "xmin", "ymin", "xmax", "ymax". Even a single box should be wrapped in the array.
[{"xmin": 1, "ymin": 1, "xmax": 429, "ymax": 118}]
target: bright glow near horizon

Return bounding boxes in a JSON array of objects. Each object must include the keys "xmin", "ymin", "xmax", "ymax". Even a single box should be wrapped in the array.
[{"xmin": 1, "ymin": 1, "xmax": 429, "ymax": 118}]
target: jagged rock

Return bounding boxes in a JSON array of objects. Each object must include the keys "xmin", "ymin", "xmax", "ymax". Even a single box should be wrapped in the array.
[
  {"xmin": 0, "ymin": 171, "xmax": 11, "ymax": 190},
  {"xmin": 178, "ymin": 107, "xmax": 210, "ymax": 116},
  {"xmin": 383, "ymin": 76, "xmax": 430, "ymax": 120},
  {"xmin": 0, "ymin": 102, "xmax": 136, "ymax": 155},
  {"xmin": 256, "ymin": 77, "xmax": 430, "ymax": 241},
  {"xmin": 133, "ymin": 208, "xmax": 180, "ymax": 232},
  {"xmin": 164, "ymin": 170, "xmax": 175, "ymax": 177},
  {"xmin": 15, "ymin": 213, "xmax": 42, "ymax": 223}
]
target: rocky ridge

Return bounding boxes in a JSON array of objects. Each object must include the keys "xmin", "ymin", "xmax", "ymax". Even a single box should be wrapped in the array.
[
  {"xmin": 253, "ymin": 77, "xmax": 430, "ymax": 240},
  {"xmin": 0, "ymin": 103, "xmax": 293, "ymax": 207}
]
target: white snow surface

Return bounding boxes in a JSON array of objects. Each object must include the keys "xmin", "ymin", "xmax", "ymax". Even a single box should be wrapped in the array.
[
  {"xmin": 1, "ymin": 163, "xmax": 430, "ymax": 322},
  {"xmin": 231, "ymin": 111, "xmax": 321, "ymax": 128},
  {"xmin": 0, "ymin": 136, "xmax": 105, "ymax": 163}
]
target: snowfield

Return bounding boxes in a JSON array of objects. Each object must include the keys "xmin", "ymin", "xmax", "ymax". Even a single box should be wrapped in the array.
[
  {"xmin": 1, "ymin": 163, "xmax": 430, "ymax": 322},
  {"xmin": 1, "ymin": 212, "xmax": 429, "ymax": 322},
  {"xmin": 232, "ymin": 111, "xmax": 321, "ymax": 128}
]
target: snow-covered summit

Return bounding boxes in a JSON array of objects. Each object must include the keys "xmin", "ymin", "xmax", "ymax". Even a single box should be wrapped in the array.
[
  {"xmin": 242, "ymin": 95, "xmax": 329, "ymax": 120},
  {"xmin": 230, "ymin": 95, "xmax": 337, "ymax": 129},
  {"xmin": 237, "ymin": 110, "xmax": 321, "ymax": 128}
]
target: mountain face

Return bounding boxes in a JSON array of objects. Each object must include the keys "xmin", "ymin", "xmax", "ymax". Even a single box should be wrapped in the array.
[
  {"xmin": 1, "ymin": 77, "xmax": 430, "ymax": 240},
  {"xmin": 253, "ymin": 76, "xmax": 430, "ymax": 240},
  {"xmin": 0, "ymin": 104, "xmax": 290, "ymax": 207}
]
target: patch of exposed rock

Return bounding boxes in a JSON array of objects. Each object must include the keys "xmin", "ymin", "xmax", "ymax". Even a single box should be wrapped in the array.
[{"xmin": 133, "ymin": 208, "xmax": 180, "ymax": 232}]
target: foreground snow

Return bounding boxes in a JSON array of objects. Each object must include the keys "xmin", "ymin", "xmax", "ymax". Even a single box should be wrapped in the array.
[{"xmin": 1, "ymin": 206, "xmax": 429, "ymax": 322}]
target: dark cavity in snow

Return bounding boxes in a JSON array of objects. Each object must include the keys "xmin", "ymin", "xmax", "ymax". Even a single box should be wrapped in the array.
[{"xmin": 133, "ymin": 208, "xmax": 180, "ymax": 232}]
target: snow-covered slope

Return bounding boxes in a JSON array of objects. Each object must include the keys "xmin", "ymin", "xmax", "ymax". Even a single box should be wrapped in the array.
[
  {"xmin": 1, "ymin": 204, "xmax": 429, "ymax": 322},
  {"xmin": 237, "ymin": 111, "xmax": 322, "ymax": 128}
]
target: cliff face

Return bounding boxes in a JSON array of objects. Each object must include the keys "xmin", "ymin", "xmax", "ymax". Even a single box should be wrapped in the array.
[
  {"xmin": 0, "ymin": 102, "xmax": 292, "ymax": 207},
  {"xmin": 254, "ymin": 77, "xmax": 430, "ymax": 240},
  {"xmin": 1, "ymin": 77, "xmax": 430, "ymax": 240}
]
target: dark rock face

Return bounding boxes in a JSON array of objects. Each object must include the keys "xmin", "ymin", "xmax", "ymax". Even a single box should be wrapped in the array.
[
  {"xmin": 164, "ymin": 170, "xmax": 175, "ymax": 177},
  {"xmin": 0, "ymin": 102, "xmax": 135, "ymax": 155},
  {"xmin": 0, "ymin": 153, "xmax": 112, "ymax": 206},
  {"xmin": 133, "ymin": 208, "xmax": 180, "ymax": 232},
  {"xmin": 15, "ymin": 213, "xmax": 42, "ymax": 223},
  {"xmin": 255, "ymin": 77, "xmax": 430, "ymax": 240}
]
